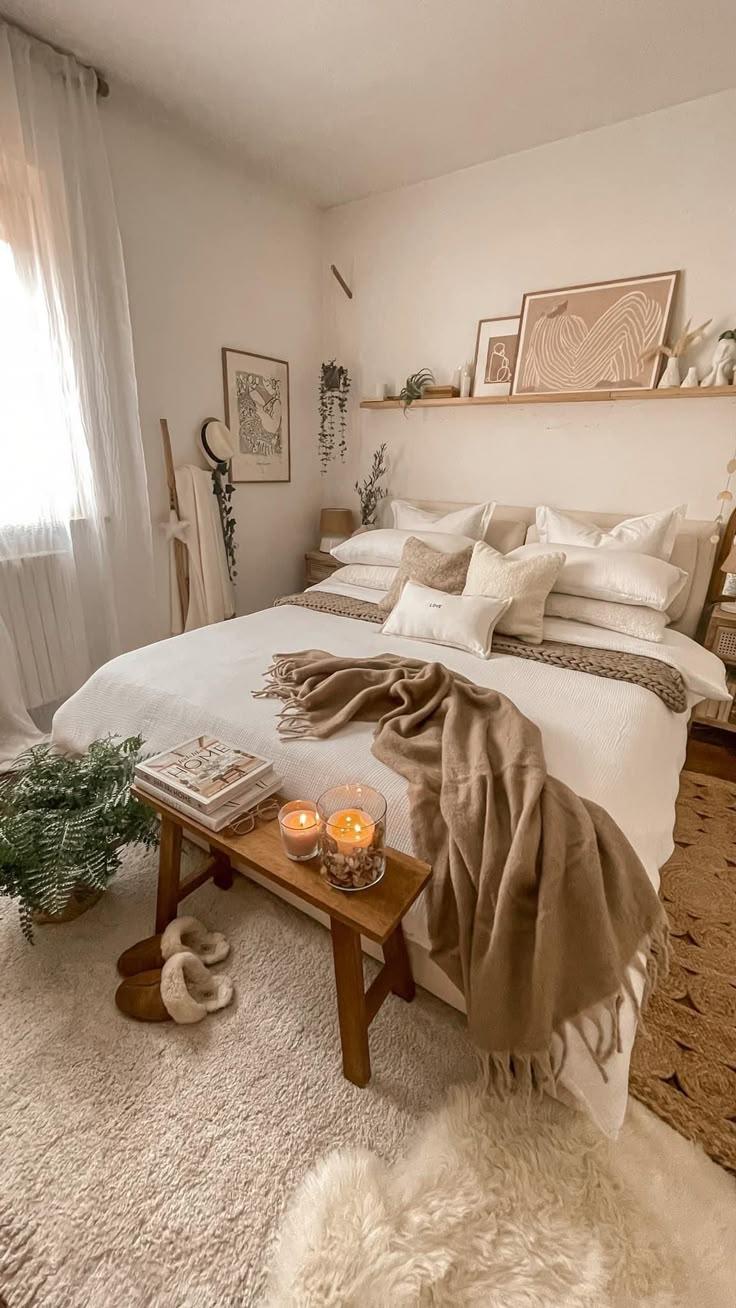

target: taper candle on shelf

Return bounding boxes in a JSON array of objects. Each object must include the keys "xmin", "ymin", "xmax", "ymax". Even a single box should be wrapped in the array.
[
  {"xmin": 278, "ymin": 800, "xmax": 319, "ymax": 861},
  {"xmin": 317, "ymin": 784, "xmax": 386, "ymax": 891}
]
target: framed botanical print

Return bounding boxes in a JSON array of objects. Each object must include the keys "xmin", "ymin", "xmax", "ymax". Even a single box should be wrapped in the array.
[
  {"xmin": 222, "ymin": 347, "xmax": 290, "ymax": 483},
  {"xmin": 510, "ymin": 271, "xmax": 679, "ymax": 398},
  {"xmin": 472, "ymin": 316, "xmax": 520, "ymax": 397}
]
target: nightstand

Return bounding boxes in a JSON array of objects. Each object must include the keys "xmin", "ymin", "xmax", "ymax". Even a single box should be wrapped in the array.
[
  {"xmin": 693, "ymin": 605, "xmax": 736, "ymax": 733},
  {"xmin": 304, "ymin": 550, "xmax": 340, "ymax": 588}
]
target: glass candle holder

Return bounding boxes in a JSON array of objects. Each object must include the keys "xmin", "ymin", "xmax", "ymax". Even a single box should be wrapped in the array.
[
  {"xmin": 278, "ymin": 799, "xmax": 319, "ymax": 862},
  {"xmin": 317, "ymin": 784, "xmax": 386, "ymax": 891}
]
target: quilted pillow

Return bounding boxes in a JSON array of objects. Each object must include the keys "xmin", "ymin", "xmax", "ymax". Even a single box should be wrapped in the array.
[
  {"xmin": 462, "ymin": 540, "xmax": 565, "ymax": 644},
  {"xmin": 544, "ymin": 593, "xmax": 668, "ymax": 642},
  {"xmin": 378, "ymin": 537, "xmax": 474, "ymax": 613}
]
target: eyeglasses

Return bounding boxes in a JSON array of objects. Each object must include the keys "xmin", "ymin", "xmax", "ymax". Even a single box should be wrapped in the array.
[{"xmin": 229, "ymin": 797, "xmax": 280, "ymax": 835}]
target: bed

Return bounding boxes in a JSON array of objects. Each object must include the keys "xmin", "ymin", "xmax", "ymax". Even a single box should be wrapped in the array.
[{"xmin": 51, "ymin": 503, "xmax": 729, "ymax": 1135}]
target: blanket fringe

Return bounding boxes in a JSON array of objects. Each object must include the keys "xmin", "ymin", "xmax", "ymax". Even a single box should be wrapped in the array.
[{"xmin": 476, "ymin": 918, "xmax": 670, "ymax": 1097}]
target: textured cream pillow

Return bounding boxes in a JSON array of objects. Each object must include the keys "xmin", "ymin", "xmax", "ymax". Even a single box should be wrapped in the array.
[
  {"xmin": 544, "ymin": 593, "xmax": 668, "ymax": 642},
  {"xmin": 463, "ymin": 540, "xmax": 565, "ymax": 644},
  {"xmin": 378, "ymin": 537, "xmax": 474, "ymax": 613},
  {"xmin": 382, "ymin": 581, "xmax": 510, "ymax": 659}
]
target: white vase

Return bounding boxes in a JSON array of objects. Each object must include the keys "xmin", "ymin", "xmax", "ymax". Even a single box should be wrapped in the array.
[
  {"xmin": 681, "ymin": 366, "xmax": 699, "ymax": 388},
  {"xmin": 701, "ymin": 337, "xmax": 736, "ymax": 388},
  {"xmin": 657, "ymin": 357, "xmax": 681, "ymax": 388}
]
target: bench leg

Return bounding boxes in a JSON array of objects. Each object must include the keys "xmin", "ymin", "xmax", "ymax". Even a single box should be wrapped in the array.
[
  {"xmin": 383, "ymin": 922, "xmax": 415, "ymax": 1002},
  {"xmin": 211, "ymin": 849, "xmax": 234, "ymax": 891},
  {"xmin": 330, "ymin": 920, "xmax": 371, "ymax": 1087},
  {"xmin": 155, "ymin": 817, "xmax": 182, "ymax": 933}
]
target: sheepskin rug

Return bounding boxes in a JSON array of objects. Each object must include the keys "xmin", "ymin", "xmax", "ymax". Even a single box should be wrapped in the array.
[
  {"xmin": 266, "ymin": 1086, "xmax": 736, "ymax": 1307},
  {"xmin": 1, "ymin": 845, "xmax": 734, "ymax": 1307}
]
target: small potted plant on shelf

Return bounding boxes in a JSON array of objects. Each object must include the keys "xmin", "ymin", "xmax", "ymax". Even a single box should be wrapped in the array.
[
  {"xmin": 318, "ymin": 360, "xmax": 351, "ymax": 471},
  {"xmin": 399, "ymin": 368, "xmax": 434, "ymax": 414},
  {"xmin": 355, "ymin": 443, "xmax": 389, "ymax": 526},
  {"xmin": 0, "ymin": 735, "xmax": 158, "ymax": 940}
]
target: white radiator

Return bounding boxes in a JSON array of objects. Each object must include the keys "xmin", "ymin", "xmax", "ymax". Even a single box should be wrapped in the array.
[{"xmin": 0, "ymin": 551, "xmax": 87, "ymax": 710}]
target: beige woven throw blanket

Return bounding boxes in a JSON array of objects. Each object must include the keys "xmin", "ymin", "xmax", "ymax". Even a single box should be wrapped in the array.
[
  {"xmin": 255, "ymin": 650, "xmax": 668, "ymax": 1092},
  {"xmin": 274, "ymin": 590, "xmax": 688, "ymax": 712}
]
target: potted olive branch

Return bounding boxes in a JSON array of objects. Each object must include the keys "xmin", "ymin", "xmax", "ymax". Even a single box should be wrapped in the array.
[{"xmin": 355, "ymin": 443, "xmax": 388, "ymax": 527}]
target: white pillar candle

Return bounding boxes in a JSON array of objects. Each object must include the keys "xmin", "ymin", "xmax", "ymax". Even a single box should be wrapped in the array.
[{"xmin": 278, "ymin": 801, "xmax": 319, "ymax": 861}]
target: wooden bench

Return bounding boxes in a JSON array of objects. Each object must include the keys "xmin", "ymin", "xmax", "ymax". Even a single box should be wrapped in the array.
[{"xmin": 132, "ymin": 787, "xmax": 431, "ymax": 1087}]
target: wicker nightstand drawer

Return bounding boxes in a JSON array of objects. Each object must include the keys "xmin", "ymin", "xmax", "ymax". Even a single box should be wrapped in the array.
[
  {"xmin": 304, "ymin": 550, "xmax": 340, "ymax": 588},
  {"xmin": 711, "ymin": 622, "xmax": 736, "ymax": 665}
]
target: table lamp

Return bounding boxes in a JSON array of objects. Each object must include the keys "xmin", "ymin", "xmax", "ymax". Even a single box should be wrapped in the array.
[
  {"xmin": 720, "ymin": 540, "xmax": 736, "ymax": 613},
  {"xmin": 319, "ymin": 507, "xmax": 354, "ymax": 553}
]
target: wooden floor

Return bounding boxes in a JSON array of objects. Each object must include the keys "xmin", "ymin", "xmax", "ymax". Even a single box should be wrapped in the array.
[{"xmin": 686, "ymin": 724, "xmax": 736, "ymax": 782}]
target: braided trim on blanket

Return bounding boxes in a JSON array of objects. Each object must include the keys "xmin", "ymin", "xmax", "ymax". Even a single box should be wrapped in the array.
[{"xmin": 274, "ymin": 590, "xmax": 688, "ymax": 713}]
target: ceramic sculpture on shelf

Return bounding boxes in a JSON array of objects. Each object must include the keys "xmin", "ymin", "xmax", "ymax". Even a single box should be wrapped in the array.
[
  {"xmin": 640, "ymin": 317, "xmax": 711, "ymax": 389},
  {"xmin": 701, "ymin": 330, "xmax": 736, "ymax": 388},
  {"xmin": 681, "ymin": 366, "xmax": 699, "ymax": 388}
]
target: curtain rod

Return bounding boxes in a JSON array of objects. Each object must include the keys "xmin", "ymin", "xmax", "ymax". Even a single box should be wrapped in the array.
[{"xmin": 1, "ymin": 14, "xmax": 110, "ymax": 96}]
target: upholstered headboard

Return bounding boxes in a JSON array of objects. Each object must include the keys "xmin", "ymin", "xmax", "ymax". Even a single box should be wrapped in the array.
[{"xmin": 377, "ymin": 500, "xmax": 717, "ymax": 638}]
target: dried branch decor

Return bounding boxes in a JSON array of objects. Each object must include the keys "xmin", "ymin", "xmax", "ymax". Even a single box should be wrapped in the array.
[
  {"xmin": 211, "ymin": 462, "xmax": 238, "ymax": 580},
  {"xmin": 354, "ymin": 443, "xmax": 388, "ymax": 526}
]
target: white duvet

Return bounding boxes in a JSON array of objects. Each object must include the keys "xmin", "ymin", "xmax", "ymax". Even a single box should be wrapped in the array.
[{"xmin": 52, "ymin": 580, "xmax": 728, "ymax": 1134}]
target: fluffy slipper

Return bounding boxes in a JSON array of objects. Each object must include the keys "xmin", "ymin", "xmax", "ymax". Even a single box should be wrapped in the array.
[
  {"xmin": 115, "ymin": 951, "xmax": 234, "ymax": 1024},
  {"xmin": 117, "ymin": 916, "xmax": 229, "ymax": 977}
]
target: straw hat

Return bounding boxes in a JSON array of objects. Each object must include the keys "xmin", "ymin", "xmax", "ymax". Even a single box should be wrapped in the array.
[{"xmin": 200, "ymin": 418, "xmax": 238, "ymax": 468}]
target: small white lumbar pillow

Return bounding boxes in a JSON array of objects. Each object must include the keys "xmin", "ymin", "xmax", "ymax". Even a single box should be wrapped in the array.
[
  {"xmin": 381, "ymin": 580, "xmax": 510, "ymax": 659},
  {"xmin": 462, "ymin": 539, "xmax": 566, "ymax": 644},
  {"xmin": 544, "ymin": 593, "xmax": 668, "ymax": 642},
  {"xmin": 329, "ymin": 563, "xmax": 399, "ymax": 591},
  {"xmin": 513, "ymin": 543, "xmax": 687, "ymax": 611},
  {"xmin": 536, "ymin": 504, "xmax": 685, "ymax": 561},
  {"xmin": 391, "ymin": 500, "xmax": 495, "ymax": 539},
  {"xmin": 332, "ymin": 528, "xmax": 475, "ymax": 568}
]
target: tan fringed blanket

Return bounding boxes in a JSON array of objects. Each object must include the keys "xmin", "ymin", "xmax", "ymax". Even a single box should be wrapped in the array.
[
  {"xmin": 274, "ymin": 590, "xmax": 688, "ymax": 712},
  {"xmin": 255, "ymin": 650, "xmax": 668, "ymax": 1091}
]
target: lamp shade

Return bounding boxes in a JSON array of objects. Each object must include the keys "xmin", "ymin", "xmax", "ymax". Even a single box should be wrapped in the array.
[
  {"xmin": 720, "ymin": 543, "xmax": 736, "ymax": 574},
  {"xmin": 319, "ymin": 507, "xmax": 353, "ymax": 553}
]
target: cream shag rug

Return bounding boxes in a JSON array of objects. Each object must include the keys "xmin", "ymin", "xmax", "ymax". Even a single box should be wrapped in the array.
[{"xmin": 1, "ymin": 846, "xmax": 734, "ymax": 1308}]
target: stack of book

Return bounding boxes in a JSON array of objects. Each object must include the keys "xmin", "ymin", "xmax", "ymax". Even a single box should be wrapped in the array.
[{"xmin": 135, "ymin": 735, "xmax": 281, "ymax": 831}]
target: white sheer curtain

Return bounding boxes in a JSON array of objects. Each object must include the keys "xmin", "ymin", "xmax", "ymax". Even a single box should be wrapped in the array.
[{"xmin": 0, "ymin": 21, "xmax": 156, "ymax": 720}]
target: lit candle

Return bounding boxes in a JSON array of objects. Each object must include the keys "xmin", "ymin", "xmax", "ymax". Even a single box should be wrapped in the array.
[
  {"xmin": 278, "ymin": 801, "xmax": 319, "ymax": 861},
  {"xmin": 328, "ymin": 808, "xmax": 374, "ymax": 854}
]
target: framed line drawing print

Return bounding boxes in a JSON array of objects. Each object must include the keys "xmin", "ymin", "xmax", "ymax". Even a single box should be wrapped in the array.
[
  {"xmin": 222, "ymin": 347, "xmax": 290, "ymax": 483},
  {"xmin": 472, "ymin": 316, "xmax": 520, "ymax": 397},
  {"xmin": 510, "ymin": 271, "xmax": 679, "ymax": 398}
]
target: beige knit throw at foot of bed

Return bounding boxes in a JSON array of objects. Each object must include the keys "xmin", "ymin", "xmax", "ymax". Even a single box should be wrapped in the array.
[{"xmin": 255, "ymin": 651, "xmax": 669, "ymax": 1094}]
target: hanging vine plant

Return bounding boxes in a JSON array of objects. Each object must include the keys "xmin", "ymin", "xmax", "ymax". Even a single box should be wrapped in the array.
[
  {"xmin": 211, "ymin": 462, "xmax": 237, "ymax": 580},
  {"xmin": 318, "ymin": 360, "xmax": 351, "ymax": 472}
]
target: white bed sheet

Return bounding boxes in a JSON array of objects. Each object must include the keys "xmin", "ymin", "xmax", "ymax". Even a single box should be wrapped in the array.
[{"xmin": 52, "ymin": 583, "xmax": 728, "ymax": 1135}]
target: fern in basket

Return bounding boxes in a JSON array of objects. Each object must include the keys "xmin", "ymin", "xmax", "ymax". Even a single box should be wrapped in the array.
[{"xmin": 0, "ymin": 736, "xmax": 158, "ymax": 941}]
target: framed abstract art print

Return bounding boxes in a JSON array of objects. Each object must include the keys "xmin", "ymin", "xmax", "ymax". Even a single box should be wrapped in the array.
[
  {"xmin": 472, "ymin": 316, "xmax": 520, "ymax": 397},
  {"xmin": 222, "ymin": 347, "xmax": 290, "ymax": 483},
  {"xmin": 510, "ymin": 271, "xmax": 679, "ymax": 398}
]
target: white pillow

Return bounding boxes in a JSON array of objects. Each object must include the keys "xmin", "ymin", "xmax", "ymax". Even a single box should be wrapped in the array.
[
  {"xmin": 332, "ymin": 528, "xmax": 475, "ymax": 568},
  {"xmin": 536, "ymin": 505, "xmax": 685, "ymax": 561},
  {"xmin": 513, "ymin": 543, "xmax": 687, "ymax": 611},
  {"xmin": 462, "ymin": 539, "xmax": 566, "ymax": 644},
  {"xmin": 382, "ymin": 580, "xmax": 510, "ymax": 659},
  {"xmin": 544, "ymin": 593, "xmax": 668, "ymax": 642},
  {"xmin": 391, "ymin": 500, "xmax": 495, "ymax": 540},
  {"xmin": 329, "ymin": 564, "xmax": 398, "ymax": 591}
]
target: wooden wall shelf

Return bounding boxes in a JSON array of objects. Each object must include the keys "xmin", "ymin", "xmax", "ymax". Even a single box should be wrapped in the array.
[{"xmin": 360, "ymin": 385, "xmax": 736, "ymax": 410}]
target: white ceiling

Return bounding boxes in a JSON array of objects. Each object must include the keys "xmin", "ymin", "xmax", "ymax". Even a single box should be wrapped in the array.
[{"xmin": 3, "ymin": 0, "xmax": 736, "ymax": 207}]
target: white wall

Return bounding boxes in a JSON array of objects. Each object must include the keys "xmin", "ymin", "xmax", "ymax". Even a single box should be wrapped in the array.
[
  {"xmin": 101, "ymin": 90, "xmax": 323, "ymax": 633},
  {"xmin": 323, "ymin": 91, "xmax": 736, "ymax": 524}
]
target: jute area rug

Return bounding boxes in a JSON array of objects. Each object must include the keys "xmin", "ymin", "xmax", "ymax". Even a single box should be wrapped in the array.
[{"xmin": 630, "ymin": 769, "xmax": 736, "ymax": 1172}]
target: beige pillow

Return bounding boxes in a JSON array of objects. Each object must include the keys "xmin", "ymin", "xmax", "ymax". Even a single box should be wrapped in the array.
[
  {"xmin": 463, "ymin": 540, "xmax": 565, "ymax": 644},
  {"xmin": 378, "ymin": 537, "xmax": 474, "ymax": 613}
]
